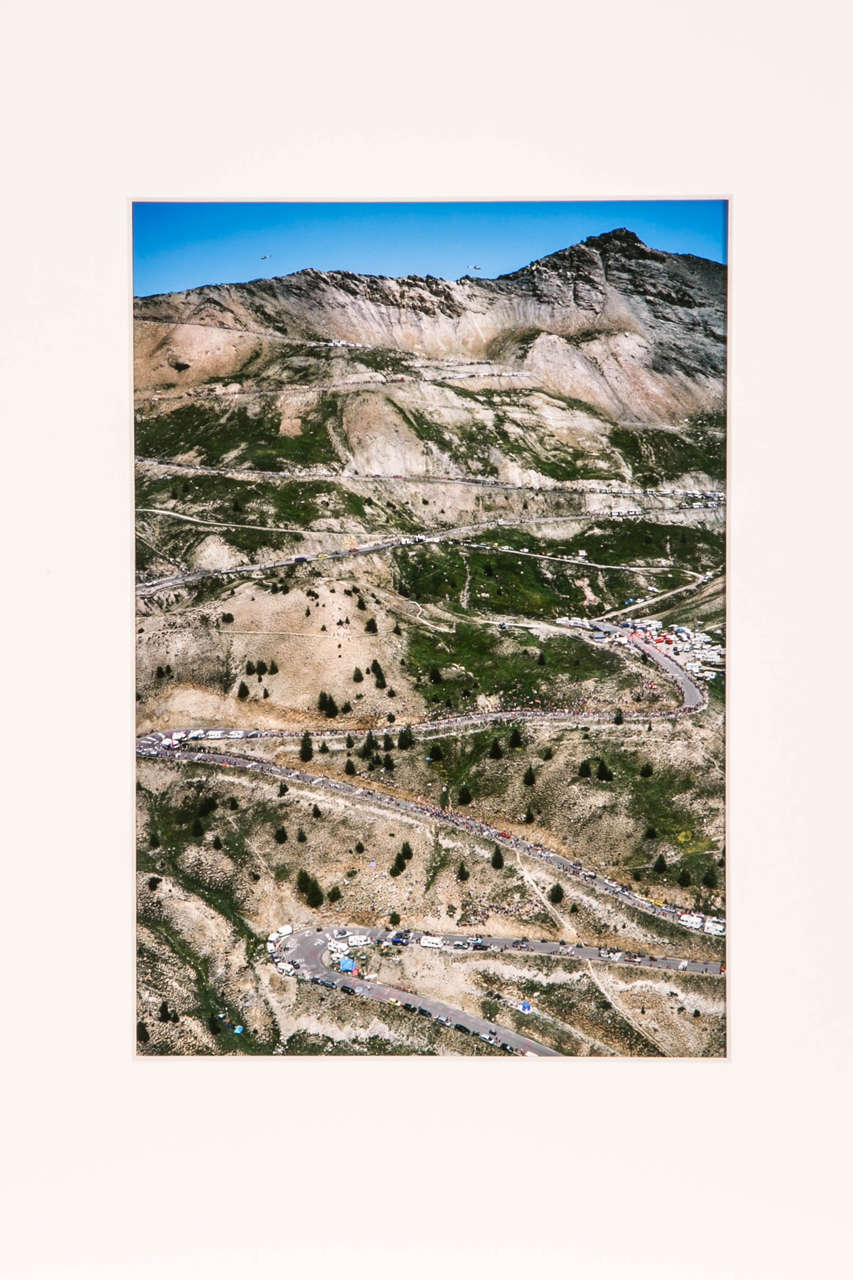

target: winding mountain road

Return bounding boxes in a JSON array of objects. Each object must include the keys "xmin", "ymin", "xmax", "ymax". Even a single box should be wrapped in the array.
[
  {"xmin": 135, "ymin": 512, "xmax": 722, "ymax": 602},
  {"xmin": 137, "ymin": 739, "xmax": 724, "ymax": 942},
  {"xmin": 269, "ymin": 924, "xmax": 721, "ymax": 1057}
]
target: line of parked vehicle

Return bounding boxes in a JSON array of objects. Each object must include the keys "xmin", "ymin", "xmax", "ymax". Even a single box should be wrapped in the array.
[
  {"xmin": 263, "ymin": 923, "xmax": 723, "ymax": 1057},
  {"xmin": 136, "ymin": 739, "xmax": 725, "ymax": 939}
]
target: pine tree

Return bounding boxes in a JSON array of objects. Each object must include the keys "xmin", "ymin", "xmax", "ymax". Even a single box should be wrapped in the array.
[
  {"xmin": 325, "ymin": 695, "xmax": 338, "ymax": 718},
  {"xmin": 457, "ymin": 861, "xmax": 469, "ymax": 882},
  {"xmin": 401, "ymin": 841, "xmax": 413, "ymax": 860},
  {"xmin": 397, "ymin": 725, "xmax": 414, "ymax": 749},
  {"xmin": 365, "ymin": 617, "xmax": 378, "ymax": 634},
  {"xmin": 429, "ymin": 742, "xmax": 444, "ymax": 761},
  {"xmin": 319, "ymin": 740, "xmax": 328, "ymax": 752},
  {"xmin": 701, "ymin": 867, "xmax": 718, "ymax": 889},
  {"xmin": 383, "ymin": 733, "xmax": 394, "ymax": 752},
  {"xmin": 328, "ymin": 885, "xmax": 342, "ymax": 903},
  {"xmin": 212, "ymin": 835, "xmax": 222, "ymax": 850},
  {"xmin": 429, "ymin": 666, "xmax": 443, "ymax": 684},
  {"xmin": 297, "ymin": 828, "xmax": 307, "ymax": 843},
  {"xmin": 300, "ymin": 731, "xmax": 313, "ymax": 762},
  {"xmin": 229, "ymin": 797, "xmax": 239, "ymax": 810},
  {"xmin": 614, "ymin": 708, "xmax": 624, "ymax": 725},
  {"xmin": 312, "ymin": 804, "xmax": 321, "ymax": 819},
  {"xmin": 191, "ymin": 817, "xmax": 204, "ymax": 837},
  {"xmin": 274, "ymin": 827, "xmax": 287, "ymax": 844},
  {"xmin": 640, "ymin": 762, "xmax": 654, "ymax": 777},
  {"xmin": 355, "ymin": 841, "xmax": 364, "ymax": 854},
  {"xmin": 137, "ymin": 1020, "xmax": 149, "ymax": 1044},
  {"xmin": 678, "ymin": 868, "xmax": 691, "ymax": 887},
  {"xmin": 509, "ymin": 727, "xmax": 523, "ymax": 749},
  {"xmin": 597, "ymin": 760, "xmax": 613, "ymax": 782},
  {"xmin": 346, "ymin": 734, "xmax": 354, "ymax": 748},
  {"xmin": 489, "ymin": 738, "xmax": 503, "ymax": 760},
  {"xmin": 256, "ymin": 660, "xmax": 267, "ymax": 677},
  {"xmin": 269, "ymin": 659, "xmax": 278, "ymax": 674},
  {"xmin": 318, "ymin": 691, "xmax": 328, "ymax": 712},
  {"xmin": 491, "ymin": 847, "xmax": 504, "ymax": 869},
  {"xmin": 345, "ymin": 758, "xmax": 356, "ymax": 775},
  {"xmin": 523, "ymin": 806, "xmax": 534, "ymax": 824},
  {"xmin": 389, "ymin": 911, "xmax": 401, "ymax": 927},
  {"xmin": 458, "ymin": 782, "xmax": 472, "ymax": 805},
  {"xmin": 548, "ymin": 883, "xmax": 564, "ymax": 904},
  {"xmin": 653, "ymin": 854, "xmax": 667, "ymax": 873},
  {"xmin": 392, "ymin": 621, "xmax": 402, "ymax": 635},
  {"xmin": 383, "ymin": 753, "xmax": 394, "ymax": 772},
  {"xmin": 246, "ymin": 660, "xmax": 256, "ymax": 675},
  {"xmin": 237, "ymin": 680, "xmax": 250, "ymax": 700},
  {"xmin": 353, "ymin": 667, "xmax": 364, "ymax": 683},
  {"xmin": 537, "ymin": 651, "xmax": 546, "ymax": 666},
  {"xmin": 523, "ymin": 765, "xmax": 535, "ymax": 786}
]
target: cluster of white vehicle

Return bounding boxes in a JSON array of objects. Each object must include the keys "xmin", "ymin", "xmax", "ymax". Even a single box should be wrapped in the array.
[
  {"xmin": 141, "ymin": 727, "xmax": 262, "ymax": 750},
  {"xmin": 266, "ymin": 925, "xmax": 295, "ymax": 974},
  {"xmin": 623, "ymin": 618, "xmax": 725, "ymax": 682}
]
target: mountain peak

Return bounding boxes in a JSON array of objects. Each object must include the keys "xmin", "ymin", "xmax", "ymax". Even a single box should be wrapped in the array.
[{"xmin": 583, "ymin": 227, "xmax": 647, "ymax": 250}]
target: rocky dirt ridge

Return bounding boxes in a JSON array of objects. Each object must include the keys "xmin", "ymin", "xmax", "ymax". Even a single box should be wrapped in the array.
[{"xmin": 134, "ymin": 230, "xmax": 726, "ymax": 423}]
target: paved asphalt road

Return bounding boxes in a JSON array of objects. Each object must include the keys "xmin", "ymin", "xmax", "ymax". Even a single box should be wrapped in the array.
[
  {"xmin": 137, "ymin": 456, "xmax": 725, "ymax": 500},
  {"xmin": 271, "ymin": 924, "xmax": 722, "ymax": 1057},
  {"xmin": 136, "ymin": 491, "xmax": 722, "ymax": 598},
  {"xmin": 136, "ymin": 524, "xmax": 721, "ymax": 598},
  {"xmin": 137, "ymin": 740, "xmax": 726, "ymax": 942}
]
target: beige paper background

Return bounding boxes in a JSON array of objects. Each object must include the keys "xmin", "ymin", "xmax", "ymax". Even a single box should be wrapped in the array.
[{"xmin": 3, "ymin": 0, "xmax": 851, "ymax": 1275}]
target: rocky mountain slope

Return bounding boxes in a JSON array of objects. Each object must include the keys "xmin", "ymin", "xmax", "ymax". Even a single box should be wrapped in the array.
[{"xmin": 134, "ymin": 229, "xmax": 726, "ymax": 425}]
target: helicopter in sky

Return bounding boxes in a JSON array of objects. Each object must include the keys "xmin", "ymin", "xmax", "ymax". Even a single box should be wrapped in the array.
[{"xmin": 260, "ymin": 254, "xmax": 272, "ymax": 261}]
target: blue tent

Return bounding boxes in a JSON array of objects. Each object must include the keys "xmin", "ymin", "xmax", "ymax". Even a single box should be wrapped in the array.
[
  {"xmin": 340, "ymin": 956, "xmax": 355, "ymax": 972},
  {"xmin": 519, "ymin": 1001, "xmax": 531, "ymax": 1013}
]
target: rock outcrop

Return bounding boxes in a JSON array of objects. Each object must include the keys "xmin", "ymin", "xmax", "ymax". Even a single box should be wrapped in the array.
[{"xmin": 134, "ymin": 229, "xmax": 726, "ymax": 423}]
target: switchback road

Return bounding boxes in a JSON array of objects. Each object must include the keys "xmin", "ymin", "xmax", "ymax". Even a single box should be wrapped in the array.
[
  {"xmin": 137, "ymin": 741, "xmax": 725, "ymax": 941},
  {"xmin": 268, "ymin": 923, "xmax": 721, "ymax": 1057},
  {"xmin": 136, "ymin": 456, "xmax": 724, "ymax": 501}
]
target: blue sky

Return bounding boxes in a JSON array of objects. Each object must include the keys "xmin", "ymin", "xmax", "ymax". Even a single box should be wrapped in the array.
[{"xmin": 133, "ymin": 200, "xmax": 728, "ymax": 297}]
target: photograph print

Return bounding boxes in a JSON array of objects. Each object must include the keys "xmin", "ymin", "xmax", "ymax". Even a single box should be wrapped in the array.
[{"xmin": 134, "ymin": 200, "xmax": 727, "ymax": 1057}]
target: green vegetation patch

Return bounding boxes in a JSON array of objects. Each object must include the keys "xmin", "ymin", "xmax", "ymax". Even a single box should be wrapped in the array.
[
  {"xmin": 137, "ymin": 470, "xmax": 367, "ymax": 528},
  {"xmin": 135, "ymin": 395, "xmax": 341, "ymax": 469},
  {"xmin": 407, "ymin": 619, "xmax": 620, "ymax": 712},
  {"xmin": 609, "ymin": 416, "xmax": 725, "ymax": 484}
]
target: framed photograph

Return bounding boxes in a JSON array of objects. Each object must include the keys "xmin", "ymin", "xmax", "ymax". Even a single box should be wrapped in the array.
[{"xmin": 133, "ymin": 200, "xmax": 728, "ymax": 1059}]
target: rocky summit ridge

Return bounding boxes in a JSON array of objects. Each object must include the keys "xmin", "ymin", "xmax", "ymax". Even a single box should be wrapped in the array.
[{"xmin": 134, "ymin": 229, "xmax": 726, "ymax": 424}]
